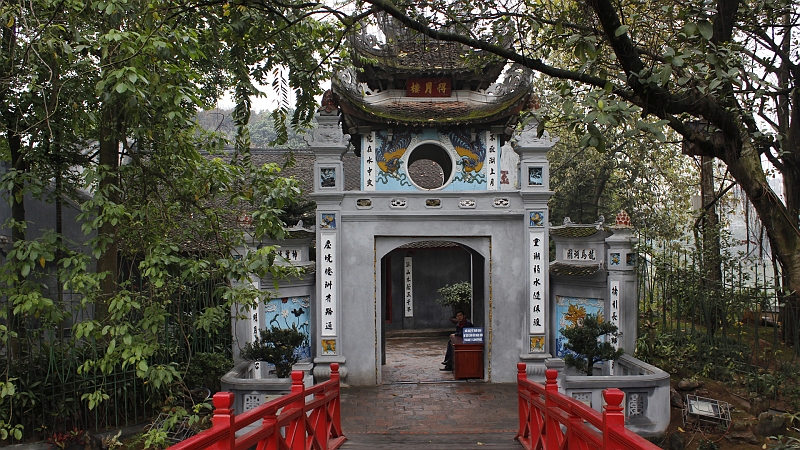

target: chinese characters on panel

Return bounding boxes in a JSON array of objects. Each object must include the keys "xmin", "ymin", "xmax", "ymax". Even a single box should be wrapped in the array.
[
  {"xmin": 487, "ymin": 133, "xmax": 499, "ymax": 190},
  {"xmin": 564, "ymin": 248, "xmax": 597, "ymax": 261},
  {"xmin": 405, "ymin": 78, "xmax": 452, "ymax": 97},
  {"xmin": 320, "ymin": 232, "xmax": 337, "ymax": 336},
  {"xmin": 529, "ymin": 227, "xmax": 546, "ymax": 335},
  {"xmin": 404, "ymin": 257, "xmax": 413, "ymax": 317},
  {"xmin": 363, "ymin": 132, "xmax": 376, "ymax": 191},
  {"xmin": 609, "ymin": 280, "xmax": 620, "ymax": 349}
]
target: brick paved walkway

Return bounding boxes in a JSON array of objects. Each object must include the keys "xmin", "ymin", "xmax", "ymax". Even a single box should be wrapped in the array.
[{"xmin": 339, "ymin": 335, "xmax": 522, "ymax": 449}]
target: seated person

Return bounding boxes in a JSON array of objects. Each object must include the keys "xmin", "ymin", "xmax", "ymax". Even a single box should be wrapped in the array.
[{"xmin": 441, "ymin": 310, "xmax": 473, "ymax": 371}]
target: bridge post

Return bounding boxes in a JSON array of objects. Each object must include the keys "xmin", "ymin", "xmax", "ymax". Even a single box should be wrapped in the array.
[
  {"xmin": 330, "ymin": 363, "xmax": 342, "ymax": 436},
  {"xmin": 602, "ymin": 388, "xmax": 626, "ymax": 450},
  {"xmin": 516, "ymin": 363, "xmax": 528, "ymax": 441},
  {"xmin": 211, "ymin": 392, "xmax": 235, "ymax": 450},
  {"xmin": 544, "ymin": 369, "xmax": 561, "ymax": 449},
  {"xmin": 289, "ymin": 371, "xmax": 307, "ymax": 450}
]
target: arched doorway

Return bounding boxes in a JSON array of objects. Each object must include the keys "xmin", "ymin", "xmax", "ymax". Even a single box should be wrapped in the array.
[{"xmin": 379, "ymin": 240, "xmax": 486, "ymax": 383}]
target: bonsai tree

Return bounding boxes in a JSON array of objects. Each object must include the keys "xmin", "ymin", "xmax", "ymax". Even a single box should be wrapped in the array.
[
  {"xmin": 240, "ymin": 326, "xmax": 305, "ymax": 378},
  {"xmin": 560, "ymin": 313, "xmax": 624, "ymax": 376},
  {"xmin": 436, "ymin": 281, "xmax": 472, "ymax": 316}
]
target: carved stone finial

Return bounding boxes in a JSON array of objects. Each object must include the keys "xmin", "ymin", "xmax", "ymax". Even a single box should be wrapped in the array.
[
  {"xmin": 318, "ymin": 90, "xmax": 339, "ymax": 115},
  {"xmin": 563, "ymin": 216, "xmax": 572, "ymax": 225},
  {"xmin": 305, "ymin": 113, "xmax": 350, "ymax": 149},
  {"xmin": 613, "ymin": 210, "xmax": 631, "ymax": 228},
  {"xmin": 514, "ymin": 118, "xmax": 559, "ymax": 149}
]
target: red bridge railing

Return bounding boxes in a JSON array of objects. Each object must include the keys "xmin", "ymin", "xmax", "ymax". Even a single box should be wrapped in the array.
[
  {"xmin": 516, "ymin": 363, "xmax": 660, "ymax": 450},
  {"xmin": 169, "ymin": 363, "xmax": 345, "ymax": 450}
]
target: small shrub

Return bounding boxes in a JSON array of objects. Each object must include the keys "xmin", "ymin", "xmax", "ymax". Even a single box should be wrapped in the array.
[
  {"xmin": 436, "ymin": 282, "xmax": 472, "ymax": 308},
  {"xmin": 560, "ymin": 313, "xmax": 623, "ymax": 376},
  {"xmin": 240, "ymin": 326, "xmax": 305, "ymax": 378},
  {"xmin": 184, "ymin": 352, "xmax": 232, "ymax": 392},
  {"xmin": 47, "ymin": 428, "xmax": 85, "ymax": 450}
]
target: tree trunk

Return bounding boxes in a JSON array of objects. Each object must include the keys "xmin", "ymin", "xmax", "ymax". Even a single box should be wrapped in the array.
[
  {"xmin": 96, "ymin": 104, "xmax": 119, "ymax": 320},
  {"xmin": 723, "ymin": 140, "xmax": 800, "ymax": 350},
  {"xmin": 700, "ymin": 156, "xmax": 723, "ymax": 337}
]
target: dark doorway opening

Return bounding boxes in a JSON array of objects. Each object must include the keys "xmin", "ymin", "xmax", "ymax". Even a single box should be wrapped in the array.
[{"xmin": 380, "ymin": 241, "xmax": 486, "ymax": 383}]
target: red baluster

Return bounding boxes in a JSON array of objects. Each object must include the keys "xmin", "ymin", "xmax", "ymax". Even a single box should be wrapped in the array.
[
  {"xmin": 211, "ymin": 392, "xmax": 235, "ymax": 450},
  {"xmin": 516, "ymin": 363, "xmax": 528, "ymax": 445},
  {"xmin": 329, "ymin": 363, "xmax": 342, "ymax": 440},
  {"xmin": 544, "ymin": 369, "xmax": 561, "ymax": 449},
  {"xmin": 602, "ymin": 388, "xmax": 626, "ymax": 450},
  {"xmin": 289, "ymin": 370, "xmax": 306, "ymax": 450}
]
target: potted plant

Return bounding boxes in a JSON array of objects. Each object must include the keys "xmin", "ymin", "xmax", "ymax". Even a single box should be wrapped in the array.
[
  {"xmin": 239, "ymin": 325, "xmax": 305, "ymax": 378},
  {"xmin": 437, "ymin": 281, "xmax": 472, "ymax": 316}
]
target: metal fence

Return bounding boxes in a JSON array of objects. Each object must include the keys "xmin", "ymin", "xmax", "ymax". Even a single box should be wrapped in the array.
[
  {"xmin": 1, "ymin": 275, "xmax": 231, "ymax": 443},
  {"xmin": 636, "ymin": 240, "xmax": 800, "ymax": 410}
]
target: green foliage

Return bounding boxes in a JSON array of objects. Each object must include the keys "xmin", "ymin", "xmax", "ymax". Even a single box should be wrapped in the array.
[
  {"xmin": 561, "ymin": 314, "xmax": 624, "ymax": 376},
  {"xmin": 436, "ymin": 282, "xmax": 472, "ymax": 308},
  {"xmin": 697, "ymin": 439, "xmax": 719, "ymax": 450},
  {"xmin": 240, "ymin": 326, "xmax": 305, "ymax": 378},
  {"xmin": 184, "ymin": 352, "xmax": 233, "ymax": 393},
  {"xmin": 635, "ymin": 331, "xmax": 749, "ymax": 380},
  {"xmin": 767, "ymin": 436, "xmax": 800, "ymax": 450}
]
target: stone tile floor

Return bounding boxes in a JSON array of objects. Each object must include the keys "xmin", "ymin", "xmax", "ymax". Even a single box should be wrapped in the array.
[
  {"xmin": 338, "ymin": 335, "xmax": 522, "ymax": 449},
  {"xmin": 381, "ymin": 335, "xmax": 456, "ymax": 384}
]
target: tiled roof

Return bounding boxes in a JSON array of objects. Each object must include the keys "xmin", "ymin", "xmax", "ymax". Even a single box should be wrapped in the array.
[
  {"xmin": 225, "ymin": 148, "xmax": 362, "ymax": 192},
  {"xmin": 550, "ymin": 262, "xmax": 605, "ymax": 277},
  {"xmin": 550, "ymin": 225, "xmax": 602, "ymax": 238},
  {"xmin": 333, "ymin": 84, "xmax": 531, "ymax": 128},
  {"xmin": 397, "ymin": 241, "xmax": 461, "ymax": 249}
]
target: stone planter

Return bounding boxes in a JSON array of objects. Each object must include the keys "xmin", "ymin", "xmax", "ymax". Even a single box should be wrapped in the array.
[{"xmin": 220, "ymin": 360, "xmax": 314, "ymax": 415}]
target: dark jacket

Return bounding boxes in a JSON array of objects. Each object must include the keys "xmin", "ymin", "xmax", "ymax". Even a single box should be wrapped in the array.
[{"xmin": 454, "ymin": 318, "xmax": 474, "ymax": 337}]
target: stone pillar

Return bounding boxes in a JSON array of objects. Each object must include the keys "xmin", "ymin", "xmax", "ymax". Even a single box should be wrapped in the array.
[
  {"xmin": 308, "ymin": 100, "xmax": 350, "ymax": 383},
  {"xmin": 514, "ymin": 120, "xmax": 557, "ymax": 371},
  {"xmin": 605, "ymin": 211, "xmax": 638, "ymax": 355}
]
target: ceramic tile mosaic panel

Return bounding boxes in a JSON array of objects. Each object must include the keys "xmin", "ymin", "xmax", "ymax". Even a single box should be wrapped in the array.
[
  {"xmin": 320, "ymin": 167, "xmax": 336, "ymax": 188},
  {"xmin": 555, "ymin": 296, "xmax": 605, "ymax": 357},
  {"xmin": 363, "ymin": 129, "xmax": 496, "ymax": 191},
  {"xmin": 528, "ymin": 167, "xmax": 543, "ymax": 186},
  {"xmin": 262, "ymin": 296, "xmax": 311, "ymax": 359}
]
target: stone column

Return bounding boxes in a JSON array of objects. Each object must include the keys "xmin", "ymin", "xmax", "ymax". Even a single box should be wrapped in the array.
[
  {"xmin": 605, "ymin": 211, "xmax": 638, "ymax": 355},
  {"xmin": 307, "ymin": 100, "xmax": 350, "ymax": 382},
  {"xmin": 514, "ymin": 120, "xmax": 556, "ymax": 373}
]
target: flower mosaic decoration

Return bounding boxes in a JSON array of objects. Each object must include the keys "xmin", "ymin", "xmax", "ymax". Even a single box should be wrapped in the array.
[
  {"xmin": 528, "ymin": 167, "xmax": 543, "ymax": 186},
  {"xmin": 555, "ymin": 296, "xmax": 604, "ymax": 357},
  {"xmin": 321, "ymin": 339, "xmax": 336, "ymax": 355},
  {"xmin": 529, "ymin": 211, "xmax": 545, "ymax": 227},
  {"xmin": 610, "ymin": 253, "xmax": 621, "ymax": 266},
  {"xmin": 320, "ymin": 213, "xmax": 336, "ymax": 229},
  {"xmin": 320, "ymin": 168, "xmax": 336, "ymax": 187},
  {"xmin": 263, "ymin": 296, "xmax": 311, "ymax": 359},
  {"xmin": 530, "ymin": 336, "xmax": 545, "ymax": 353}
]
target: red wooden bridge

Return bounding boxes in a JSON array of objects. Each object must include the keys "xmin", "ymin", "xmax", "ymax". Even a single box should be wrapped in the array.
[
  {"xmin": 168, "ymin": 362, "xmax": 659, "ymax": 450},
  {"xmin": 516, "ymin": 363, "xmax": 659, "ymax": 450},
  {"xmin": 169, "ymin": 364, "xmax": 345, "ymax": 450}
]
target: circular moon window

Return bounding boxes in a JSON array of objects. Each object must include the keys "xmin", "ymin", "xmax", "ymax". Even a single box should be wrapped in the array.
[{"xmin": 406, "ymin": 143, "xmax": 453, "ymax": 190}]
